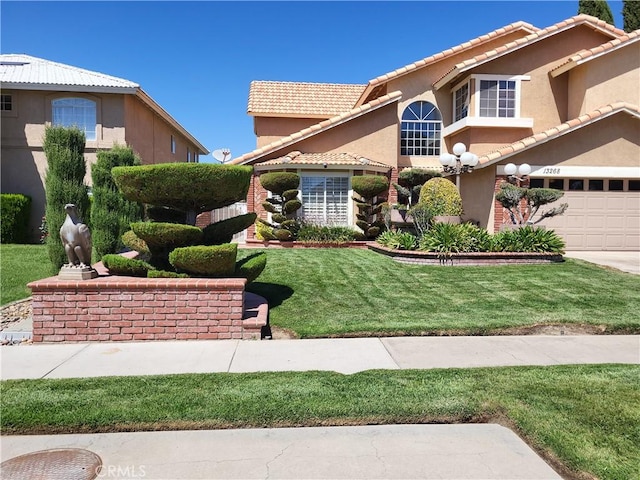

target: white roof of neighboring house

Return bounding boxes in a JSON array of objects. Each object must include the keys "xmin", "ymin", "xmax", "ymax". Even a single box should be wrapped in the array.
[{"xmin": 0, "ymin": 54, "xmax": 209, "ymax": 154}]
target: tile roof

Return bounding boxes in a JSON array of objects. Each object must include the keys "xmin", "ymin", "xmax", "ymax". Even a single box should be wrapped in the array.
[
  {"xmin": 355, "ymin": 21, "xmax": 539, "ymax": 106},
  {"xmin": 0, "ymin": 54, "xmax": 139, "ymax": 92},
  {"xmin": 477, "ymin": 102, "xmax": 640, "ymax": 167},
  {"xmin": 550, "ymin": 29, "xmax": 640, "ymax": 77},
  {"xmin": 257, "ymin": 151, "xmax": 391, "ymax": 170},
  {"xmin": 231, "ymin": 91, "xmax": 403, "ymax": 165},
  {"xmin": 248, "ymin": 81, "xmax": 366, "ymax": 117},
  {"xmin": 433, "ymin": 15, "xmax": 626, "ymax": 89}
]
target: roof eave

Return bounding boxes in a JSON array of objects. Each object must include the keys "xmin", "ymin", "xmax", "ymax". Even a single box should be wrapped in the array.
[{"xmin": 1, "ymin": 82, "xmax": 139, "ymax": 94}]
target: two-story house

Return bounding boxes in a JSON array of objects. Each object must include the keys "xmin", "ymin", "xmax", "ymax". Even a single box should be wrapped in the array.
[
  {"xmin": 231, "ymin": 15, "xmax": 639, "ymax": 250},
  {"xmin": 1, "ymin": 54, "xmax": 209, "ymax": 242}
]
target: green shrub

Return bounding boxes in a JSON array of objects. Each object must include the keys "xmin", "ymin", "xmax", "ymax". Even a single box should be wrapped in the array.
[
  {"xmin": 147, "ymin": 270, "xmax": 189, "ymax": 279},
  {"xmin": 352, "ymin": 175, "xmax": 389, "ymax": 239},
  {"xmin": 496, "ymin": 182, "xmax": 568, "ymax": 225},
  {"xmin": 102, "ymin": 254, "xmax": 154, "ymax": 277},
  {"xmin": 145, "ymin": 206, "xmax": 186, "ymax": 224},
  {"xmin": 131, "ymin": 222, "xmax": 202, "ymax": 249},
  {"xmin": 202, "ymin": 213, "xmax": 257, "ymax": 245},
  {"xmin": 376, "ymin": 230, "xmax": 417, "ymax": 250},
  {"xmin": 297, "ymin": 222, "xmax": 360, "ymax": 244},
  {"xmin": 274, "ymin": 228, "xmax": 294, "ymax": 241},
  {"xmin": 235, "ymin": 251, "xmax": 267, "ymax": 284},
  {"xmin": 91, "ymin": 145, "xmax": 144, "ymax": 261},
  {"xmin": 43, "ymin": 126, "xmax": 91, "ymax": 273},
  {"xmin": 255, "ymin": 220, "xmax": 276, "ymax": 241},
  {"xmin": 1, "ymin": 194, "xmax": 31, "ymax": 243},
  {"xmin": 419, "ymin": 177, "xmax": 463, "ymax": 216},
  {"xmin": 493, "ymin": 226, "xmax": 565, "ymax": 253},
  {"xmin": 121, "ymin": 230, "xmax": 150, "ymax": 255},
  {"xmin": 418, "ymin": 222, "xmax": 487, "ymax": 255},
  {"xmin": 352, "ymin": 175, "xmax": 389, "ymax": 199},
  {"xmin": 169, "ymin": 244, "xmax": 238, "ymax": 276},
  {"xmin": 259, "ymin": 172, "xmax": 300, "ymax": 196},
  {"xmin": 112, "ymin": 163, "xmax": 253, "ymax": 224},
  {"xmin": 393, "ymin": 168, "xmax": 441, "ymax": 207}
]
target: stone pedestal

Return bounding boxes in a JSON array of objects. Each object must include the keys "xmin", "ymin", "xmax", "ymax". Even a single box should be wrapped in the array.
[{"xmin": 58, "ymin": 265, "xmax": 98, "ymax": 280}]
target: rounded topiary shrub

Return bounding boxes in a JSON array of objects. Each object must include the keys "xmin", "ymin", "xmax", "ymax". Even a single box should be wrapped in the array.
[
  {"xmin": 202, "ymin": 212, "xmax": 257, "ymax": 245},
  {"xmin": 131, "ymin": 222, "xmax": 203, "ymax": 249},
  {"xmin": 112, "ymin": 163, "xmax": 253, "ymax": 214},
  {"xmin": 351, "ymin": 175, "xmax": 389, "ymax": 199},
  {"xmin": 122, "ymin": 230, "xmax": 150, "ymax": 255},
  {"xmin": 235, "ymin": 252, "xmax": 267, "ymax": 284},
  {"xmin": 102, "ymin": 254, "xmax": 154, "ymax": 277},
  {"xmin": 169, "ymin": 244, "xmax": 238, "ymax": 276},
  {"xmin": 419, "ymin": 177, "xmax": 463, "ymax": 216},
  {"xmin": 260, "ymin": 172, "xmax": 300, "ymax": 195},
  {"xmin": 145, "ymin": 206, "xmax": 187, "ymax": 224}
]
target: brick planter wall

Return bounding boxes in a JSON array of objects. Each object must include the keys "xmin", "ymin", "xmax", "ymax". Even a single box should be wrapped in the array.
[{"xmin": 27, "ymin": 276, "xmax": 265, "ymax": 343}]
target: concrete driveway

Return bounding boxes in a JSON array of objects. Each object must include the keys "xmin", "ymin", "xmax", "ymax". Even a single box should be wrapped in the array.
[{"xmin": 564, "ymin": 251, "xmax": 640, "ymax": 275}]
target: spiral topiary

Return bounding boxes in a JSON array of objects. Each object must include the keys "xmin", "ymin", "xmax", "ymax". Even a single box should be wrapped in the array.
[
  {"xmin": 258, "ymin": 172, "xmax": 302, "ymax": 241},
  {"xmin": 352, "ymin": 175, "xmax": 389, "ymax": 239}
]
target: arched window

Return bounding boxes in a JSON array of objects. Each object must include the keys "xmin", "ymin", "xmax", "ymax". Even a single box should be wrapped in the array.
[
  {"xmin": 52, "ymin": 98, "xmax": 96, "ymax": 141},
  {"xmin": 400, "ymin": 101, "xmax": 441, "ymax": 156}
]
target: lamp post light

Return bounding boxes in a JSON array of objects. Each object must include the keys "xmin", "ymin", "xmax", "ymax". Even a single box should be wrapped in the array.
[
  {"xmin": 439, "ymin": 142, "xmax": 479, "ymax": 190},
  {"xmin": 504, "ymin": 163, "xmax": 532, "ymax": 185}
]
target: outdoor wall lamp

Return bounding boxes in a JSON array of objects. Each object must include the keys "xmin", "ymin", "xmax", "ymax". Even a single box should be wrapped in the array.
[
  {"xmin": 504, "ymin": 163, "xmax": 532, "ymax": 185},
  {"xmin": 439, "ymin": 142, "xmax": 479, "ymax": 190}
]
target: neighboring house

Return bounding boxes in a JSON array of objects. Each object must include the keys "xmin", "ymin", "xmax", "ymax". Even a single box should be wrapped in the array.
[
  {"xmin": 1, "ymin": 54, "xmax": 209, "ymax": 242},
  {"xmin": 231, "ymin": 15, "xmax": 640, "ymax": 250}
]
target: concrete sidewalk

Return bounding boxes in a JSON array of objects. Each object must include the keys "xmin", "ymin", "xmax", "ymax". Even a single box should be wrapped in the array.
[{"xmin": 1, "ymin": 335, "xmax": 638, "ymax": 380}]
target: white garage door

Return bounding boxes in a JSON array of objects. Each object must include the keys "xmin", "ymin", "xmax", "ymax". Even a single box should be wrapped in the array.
[{"xmin": 540, "ymin": 181, "xmax": 639, "ymax": 251}]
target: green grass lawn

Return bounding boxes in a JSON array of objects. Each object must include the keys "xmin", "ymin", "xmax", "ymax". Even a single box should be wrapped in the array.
[
  {"xmin": 2, "ymin": 364, "xmax": 638, "ymax": 480},
  {"xmin": 0, "ymin": 243, "xmax": 51, "ymax": 305},
  {"xmin": 246, "ymin": 248, "xmax": 640, "ymax": 337}
]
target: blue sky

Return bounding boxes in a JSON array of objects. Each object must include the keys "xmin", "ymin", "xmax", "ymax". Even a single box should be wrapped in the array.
[{"xmin": 1, "ymin": 1, "xmax": 625, "ymax": 162}]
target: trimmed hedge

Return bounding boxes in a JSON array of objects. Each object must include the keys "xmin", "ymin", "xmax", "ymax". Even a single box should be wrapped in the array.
[
  {"xmin": 102, "ymin": 254, "xmax": 154, "ymax": 277},
  {"xmin": 145, "ymin": 206, "xmax": 187, "ymax": 224},
  {"xmin": 121, "ymin": 230, "xmax": 150, "ymax": 255},
  {"xmin": 1, "ymin": 194, "xmax": 31, "ymax": 243},
  {"xmin": 169, "ymin": 244, "xmax": 238, "ymax": 276},
  {"xmin": 259, "ymin": 172, "xmax": 300, "ymax": 195},
  {"xmin": 202, "ymin": 212, "xmax": 257, "ymax": 245},
  {"xmin": 351, "ymin": 175, "xmax": 389, "ymax": 199},
  {"xmin": 147, "ymin": 270, "xmax": 189, "ymax": 279},
  {"xmin": 112, "ymin": 163, "xmax": 253, "ymax": 214},
  {"xmin": 235, "ymin": 252, "xmax": 267, "ymax": 284},
  {"xmin": 130, "ymin": 222, "xmax": 203, "ymax": 249}
]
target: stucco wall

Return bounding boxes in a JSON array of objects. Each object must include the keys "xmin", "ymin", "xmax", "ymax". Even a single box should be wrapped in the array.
[{"xmin": 254, "ymin": 117, "xmax": 321, "ymax": 147}]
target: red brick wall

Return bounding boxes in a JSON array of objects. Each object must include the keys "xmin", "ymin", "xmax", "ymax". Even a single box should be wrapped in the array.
[{"xmin": 28, "ymin": 276, "xmax": 258, "ymax": 342}]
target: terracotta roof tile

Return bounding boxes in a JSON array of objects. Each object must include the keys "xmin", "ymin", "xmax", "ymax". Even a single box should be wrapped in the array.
[
  {"xmin": 258, "ymin": 151, "xmax": 390, "ymax": 169},
  {"xmin": 433, "ymin": 15, "xmax": 626, "ymax": 89},
  {"xmin": 478, "ymin": 102, "xmax": 640, "ymax": 166},
  {"xmin": 231, "ymin": 91, "xmax": 402, "ymax": 165},
  {"xmin": 355, "ymin": 21, "xmax": 539, "ymax": 105},
  {"xmin": 550, "ymin": 30, "xmax": 640, "ymax": 76},
  {"xmin": 248, "ymin": 80, "xmax": 366, "ymax": 117}
]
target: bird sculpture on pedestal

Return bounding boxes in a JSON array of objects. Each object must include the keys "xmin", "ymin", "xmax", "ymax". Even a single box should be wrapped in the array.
[{"xmin": 59, "ymin": 203, "xmax": 92, "ymax": 267}]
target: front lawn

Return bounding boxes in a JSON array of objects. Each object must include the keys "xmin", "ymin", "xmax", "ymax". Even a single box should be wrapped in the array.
[
  {"xmin": 247, "ymin": 248, "xmax": 640, "ymax": 337},
  {"xmin": 0, "ymin": 244, "xmax": 51, "ymax": 305},
  {"xmin": 2, "ymin": 364, "xmax": 638, "ymax": 480}
]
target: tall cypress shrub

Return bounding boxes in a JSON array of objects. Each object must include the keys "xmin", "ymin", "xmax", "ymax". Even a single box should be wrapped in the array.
[
  {"xmin": 623, "ymin": 0, "xmax": 640, "ymax": 31},
  {"xmin": 91, "ymin": 145, "xmax": 144, "ymax": 261},
  {"xmin": 43, "ymin": 126, "xmax": 91, "ymax": 273},
  {"xmin": 578, "ymin": 0, "xmax": 615, "ymax": 25}
]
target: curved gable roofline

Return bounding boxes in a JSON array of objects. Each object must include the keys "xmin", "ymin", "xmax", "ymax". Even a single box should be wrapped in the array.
[
  {"xmin": 550, "ymin": 29, "xmax": 640, "ymax": 77},
  {"xmin": 477, "ymin": 102, "xmax": 640, "ymax": 167},
  {"xmin": 433, "ymin": 15, "xmax": 626, "ymax": 90},
  {"xmin": 230, "ymin": 91, "xmax": 403, "ymax": 165},
  {"xmin": 354, "ymin": 20, "xmax": 539, "ymax": 107}
]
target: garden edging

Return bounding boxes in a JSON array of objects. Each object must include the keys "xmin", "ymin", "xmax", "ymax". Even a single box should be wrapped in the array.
[{"xmin": 369, "ymin": 244, "xmax": 564, "ymax": 265}]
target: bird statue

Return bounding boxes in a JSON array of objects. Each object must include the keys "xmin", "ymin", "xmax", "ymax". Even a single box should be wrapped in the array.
[{"xmin": 59, "ymin": 203, "xmax": 92, "ymax": 267}]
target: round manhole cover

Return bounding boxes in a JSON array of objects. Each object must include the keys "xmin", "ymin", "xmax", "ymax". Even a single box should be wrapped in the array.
[{"xmin": 0, "ymin": 448, "xmax": 102, "ymax": 480}]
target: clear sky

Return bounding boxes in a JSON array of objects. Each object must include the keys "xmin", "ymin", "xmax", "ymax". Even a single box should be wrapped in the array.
[{"xmin": 1, "ymin": 1, "xmax": 625, "ymax": 162}]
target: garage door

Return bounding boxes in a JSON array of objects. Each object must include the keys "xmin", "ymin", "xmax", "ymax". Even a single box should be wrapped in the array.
[{"xmin": 539, "ymin": 180, "xmax": 639, "ymax": 251}]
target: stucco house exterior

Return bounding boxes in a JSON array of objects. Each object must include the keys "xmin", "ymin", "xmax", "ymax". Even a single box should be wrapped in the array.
[
  {"xmin": 1, "ymin": 54, "xmax": 209, "ymax": 242},
  {"xmin": 231, "ymin": 15, "xmax": 639, "ymax": 251}
]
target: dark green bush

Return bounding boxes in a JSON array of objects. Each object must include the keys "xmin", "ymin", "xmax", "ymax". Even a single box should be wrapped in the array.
[
  {"xmin": 352, "ymin": 175, "xmax": 389, "ymax": 199},
  {"xmin": 43, "ymin": 126, "xmax": 91, "ymax": 273},
  {"xmin": 112, "ymin": 163, "xmax": 253, "ymax": 223},
  {"xmin": 418, "ymin": 223, "xmax": 488, "ymax": 254},
  {"xmin": 131, "ymin": 222, "xmax": 202, "ymax": 249},
  {"xmin": 274, "ymin": 228, "xmax": 293, "ymax": 241},
  {"xmin": 352, "ymin": 175, "xmax": 389, "ymax": 239},
  {"xmin": 147, "ymin": 270, "xmax": 189, "ymax": 279},
  {"xmin": 259, "ymin": 172, "xmax": 300, "ymax": 195},
  {"xmin": 102, "ymin": 254, "xmax": 154, "ymax": 277},
  {"xmin": 169, "ymin": 244, "xmax": 238, "ymax": 277},
  {"xmin": 235, "ymin": 251, "xmax": 267, "ymax": 284},
  {"xmin": 145, "ymin": 206, "xmax": 187, "ymax": 224},
  {"xmin": 393, "ymin": 168, "xmax": 441, "ymax": 208},
  {"xmin": 297, "ymin": 222, "xmax": 360, "ymax": 244},
  {"xmin": 202, "ymin": 213, "xmax": 257, "ymax": 246},
  {"xmin": 121, "ymin": 230, "xmax": 150, "ymax": 255},
  {"xmin": 1, "ymin": 194, "xmax": 31, "ymax": 243},
  {"xmin": 91, "ymin": 145, "xmax": 144, "ymax": 261}
]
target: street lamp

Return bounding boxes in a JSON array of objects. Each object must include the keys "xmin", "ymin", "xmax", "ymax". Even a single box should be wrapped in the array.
[
  {"xmin": 439, "ymin": 142, "xmax": 479, "ymax": 190},
  {"xmin": 504, "ymin": 163, "xmax": 532, "ymax": 185}
]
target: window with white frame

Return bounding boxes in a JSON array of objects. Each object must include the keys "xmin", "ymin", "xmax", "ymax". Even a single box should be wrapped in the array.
[
  {"xmin": 1, "ymin": 94, "xmax": 12, "ymax": 111},
  {"xmin": 52, "ymin": 98, "xmax": 96, "ymax": 140},
  {"xmin": 400, "ymin": 101, "xmax": 442, "ymax": 156},
  {"xmin": 171, "ymin": 135, "xmax": 176, "ymax": 154},
  {"xmin": 479, "ymin": 79, "xmax": 516, "ymax": 118},
  {"xmin": 300, "ymin": 175, "xmax": 350, "ymax": 226},
  {"xmin": 453, "ymin": 83, "xmax": 469, "ymax": 121}
]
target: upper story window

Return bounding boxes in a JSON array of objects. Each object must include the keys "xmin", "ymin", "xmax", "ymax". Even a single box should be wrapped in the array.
[
  {"xmin": 453, "ymin": 84, "xmax": 469, "ymax": 122},
  {"xmin": 1, "ymin": 94, "xmax": 12, "ymax": 111},
  {"xmin": 400, "ymin": 101, "xmax": 442, "ymax": 156},
  {"xmin": 479, "ymin": 80, "xmax": 516, "ymax": 118},
  {"xmin": 52, "ymin": 98, "xmax": 96, "ymax": 140}
]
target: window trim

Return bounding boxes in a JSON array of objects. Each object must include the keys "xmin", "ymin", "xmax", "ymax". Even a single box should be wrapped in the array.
[
  {"xmin": 51, "ymin": 97, "xmax": 98, "ymax": 141},
  {"xmin": 299, "ymin": 171, "xmax": 353, "ymax": 226},
  {"xmin": 400, "ymin": 100, "xmax": 442, "ymax": 157},
  {"xmin": 171, "ymin": 135, "xmax": 176, "ymax": 154},
  {"xmin": 0, "ymin": 92, "xmax": 17, "ymax": 117}
]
